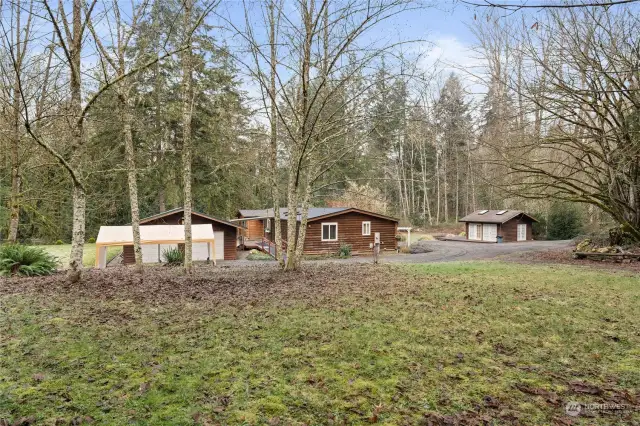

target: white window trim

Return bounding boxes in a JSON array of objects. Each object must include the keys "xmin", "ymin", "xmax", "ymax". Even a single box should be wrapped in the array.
[
  {"xmin": 321, "ymin": 222, "xmax": 338, "ymax": 242},
  {"xmin": 362, "ymin": 221, "xmax": 371, "ymax": 236}
]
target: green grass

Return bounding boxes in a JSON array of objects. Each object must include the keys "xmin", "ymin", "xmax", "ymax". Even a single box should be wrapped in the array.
[
  {"xmin": 33, "ymin": 244, "xmax": 122, "ymax": 268},
  {"xmin": 1, "ymin": 262, "xmax": 639, "ymax": 424}
]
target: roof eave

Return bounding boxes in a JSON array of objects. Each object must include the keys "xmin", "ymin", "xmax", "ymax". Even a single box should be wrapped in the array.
[
  {"xmin": 140, "ymin": 208, "xmax": 246, "ymax": 229},
  {"xmin": 307, "ymin": 208, "xmax": 399, "ymax": 223}
]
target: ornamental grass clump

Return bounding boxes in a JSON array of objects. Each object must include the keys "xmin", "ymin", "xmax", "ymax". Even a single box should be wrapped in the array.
[{"xmin": 162, "ymin": 247, "xmax": 184, "ymax": 265}]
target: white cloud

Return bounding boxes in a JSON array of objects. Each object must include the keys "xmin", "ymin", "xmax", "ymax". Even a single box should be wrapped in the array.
[{"xmin": 418, "ymin": 36, "xmax": 487, "ymax": 98}]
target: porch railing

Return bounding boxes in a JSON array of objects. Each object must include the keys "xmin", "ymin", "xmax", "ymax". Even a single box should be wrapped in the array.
[{"xmin": 260, "ymin": 237, "xmax": 288, "ymax": 261}]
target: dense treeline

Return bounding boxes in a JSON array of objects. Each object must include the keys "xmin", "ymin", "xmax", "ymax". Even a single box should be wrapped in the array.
[{"xmin": 0, "ymin": 0, "xmax": 637, "ymax": 271}]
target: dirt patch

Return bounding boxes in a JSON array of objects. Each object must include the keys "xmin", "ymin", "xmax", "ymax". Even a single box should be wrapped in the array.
[{"xmin": 0, "ymin": 263, "xmax": 415, "ymax": 309}]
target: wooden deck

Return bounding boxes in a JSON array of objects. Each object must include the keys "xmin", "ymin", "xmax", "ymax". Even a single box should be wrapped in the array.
[{"xmin": 243, "ymin": 238, "xmax": 285, "ymax": 260}]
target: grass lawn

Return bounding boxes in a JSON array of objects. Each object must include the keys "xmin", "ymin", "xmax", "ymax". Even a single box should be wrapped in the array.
[
  {"xmin": 0, "ymin": 262, "xmax": 638, "ymax": 424},
  {"xmin": 34, "ymin": 244, "xmax": 122, "ymax": 268}
]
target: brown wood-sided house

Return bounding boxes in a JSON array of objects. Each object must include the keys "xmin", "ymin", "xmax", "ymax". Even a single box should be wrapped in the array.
[
  {"xmin": 459, "ymin": 210, "xmax": 537, "ymax": 242},
  {"xmin": 237, "ymin": 207, "xmax": 399, "ymax": 255},
  {"xmin": 122, "ymin": 207, "xmax": 243, "ymax": 263}
]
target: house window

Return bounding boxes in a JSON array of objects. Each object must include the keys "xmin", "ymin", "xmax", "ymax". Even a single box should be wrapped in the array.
[
  {"xmin": 321, "ymin": 222, "xmax": 338, "ymax": 241},
  {"xmin": 362, "ymin": 221, "xmax": 371, "ymax": 236}
]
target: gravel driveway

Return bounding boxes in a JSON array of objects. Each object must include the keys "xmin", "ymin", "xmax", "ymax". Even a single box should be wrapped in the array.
[
  {"xmin": 380, "ymin": 239, "xmax": 573, "ymax": 263},
  {"xmin": 230, "ymin": 240, "xmax": 573, "ymax": 266}
]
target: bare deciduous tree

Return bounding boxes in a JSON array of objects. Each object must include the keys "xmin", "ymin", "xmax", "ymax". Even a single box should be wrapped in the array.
[{"xmin": 485, "ymin": 8, "xmax": 640, "ymax": 239}]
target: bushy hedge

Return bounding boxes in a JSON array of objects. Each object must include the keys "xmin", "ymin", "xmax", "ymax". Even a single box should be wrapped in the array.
[
  {"xmin": 0, "ymin": 244, "xmax": 58, "ymax": 277},
  {"xmin": 338, "ymin": 243, "xmax": 352, "ymax": 258},
  {"xmin": 547, "ymin": 203, "xmax": 583, "ymax": 240}
]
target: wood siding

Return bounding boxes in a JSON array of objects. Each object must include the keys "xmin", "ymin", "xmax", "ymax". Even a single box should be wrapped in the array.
[
  {"xmin": 303, "ymin": 212, "xmax": 397, "ymax": 255},
  {"xmin": 122, "ymin": 212, "xmax": 238, "ymax": 262},
  {"xmin": 244, "ymin": 218, "xmax": 265, "ymax": 239},
  {"xmin": 123, "ymin": 245, "xmax": 135, "ymax": 263},
  {"xmin": 499, "ymin": 215, "xmax": 534, "ymax": 242}
]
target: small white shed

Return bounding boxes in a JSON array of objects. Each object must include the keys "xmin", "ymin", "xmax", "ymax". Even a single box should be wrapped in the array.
[{"xmin": 95, "ymin": 224, "xmax": 216, "ymax": 269}]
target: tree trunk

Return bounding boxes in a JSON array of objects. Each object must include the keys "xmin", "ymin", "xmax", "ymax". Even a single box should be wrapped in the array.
[
  {"xmin": 284, "ymin": 161, "xmax": 300, "ymax": 270},
  {"xmin": 269, "ymin": 0, "xmax": 283, "ymax": 266},
  {"xmin": 292, "ymin": 186, "xmax": 312, "ymax": 268},
  {"xmin": 6, "ymin": 0, "xmax": 25, "ymax": 243},
  {"xmin": 68, "ymin": 0, "xmax": 85, "ymax": 277},
  {"xmin": 455, "ymin": 149, "xmax": 459, "ymax": 220},
  {"xmin": 435, "ymin": 147, "xmax": 440, "ymax": 224},
  {"xmin": 443, "ymin": 148, "xmax": 448, "ymax": 222},
  {"xmin": 181, "ymin": 0, "xmax": 194, "ymax": 274},
  {"xmin": 7, "ymin": 127, "xmax": 20, "ymax": 242},
  {"xmin": 122, "ymin": 96, "xmax": 143, "ymax": 270},
  {"xmin": 69, "ymin": 183, "xmax": 86, "ymax": 272}
]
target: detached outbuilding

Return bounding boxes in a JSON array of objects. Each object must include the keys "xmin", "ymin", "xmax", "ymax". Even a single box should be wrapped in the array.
[
  {"xmin": 95, "ymin": 224, "xmax": 217, "ymax": 268},
  {"xmin": 122, "ymin": 207, "xmax": 243, "ymax": 262},
  {"xmin": 459, "ymin": 210, "xmax": 537, "ymax": 242}
]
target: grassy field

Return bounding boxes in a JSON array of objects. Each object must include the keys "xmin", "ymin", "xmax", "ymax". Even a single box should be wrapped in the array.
[
  {"xmin": 0, "ymin": 262, "xmax": 638, "ymax": 424},
  {"xmin": 34, "ymin": 244, "xmax": 122, "ymax": 268}
]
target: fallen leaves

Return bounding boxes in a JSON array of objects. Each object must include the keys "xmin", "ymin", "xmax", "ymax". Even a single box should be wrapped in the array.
[{"xmin": 568, "ymin": 381, "xmax": 603, "ymax": 396}]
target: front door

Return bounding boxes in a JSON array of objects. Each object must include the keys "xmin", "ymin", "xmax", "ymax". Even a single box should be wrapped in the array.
[
  {"xmin": 517, "ymin": 223, "xmax": 527, "ymax": 241},
  {"xmin": 482, "ymin": 224, "xmax": 497, "ymax": 242}
]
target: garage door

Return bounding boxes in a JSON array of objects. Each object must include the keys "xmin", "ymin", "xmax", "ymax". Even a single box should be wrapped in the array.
[
  {"xmin": 214, "ymin": 231, "xmax": 224, "ymax": 260},
  {"xmin": 482, "ymin": 224, "xmax": 497, "ymax": 242},
  {"xmin": 192, "ymin": 233, "xmax": 224, "ymax": 261},
  {"xmin": 142, "ymin": 244, "xmax": 160, "ymax": 263},
  {"xmin": 192, "ymin": 242, "xmax": 210, "ymax": 261}
]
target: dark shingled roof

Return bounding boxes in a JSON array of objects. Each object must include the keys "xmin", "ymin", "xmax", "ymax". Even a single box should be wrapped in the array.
[
  {"xmin": 139, "ymin": 207, "xmax": 245, "ymax": 229},
  {"xmin": 239, "ymin": 207, "xmax": 350, "ymax": 221},
  {"xmin": 238, "ymin": 207, "xmax": 398, "ymax": 222},
  {"xmin": 458, "ymin": 210, "xmax": 538, "ymax": 224}
]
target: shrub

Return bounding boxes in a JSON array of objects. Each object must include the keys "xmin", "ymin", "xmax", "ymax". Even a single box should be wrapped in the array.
[
  {"xmin": 87, "ymin": 237, "xmax": 96, "ymax": 244},
  {"xmin": 399, "ymin": 246, "xmax": 411, "ymax": 254},
  {"xmin": 338, "ymin": 243, "xmax": 352, "ymax": 258},
  {"xmin": 531, "ymin": 211, "xmax": 548, "ymax": 239},
  {"xmin": 55, "ymin": 240, "xmax": 64, "ymax": 245},
  {"xmin": 548, "ymin": 203, "xmax": 583, "ymax": 240},
  {"xmin": 0, "ymin": 244, "xmax": 58, "ymax": 277},
  {"xmin": 162, "ymin": 247, "xmax": 184, "ymax": 265},
  {"xmin": 247, "ymin": 251, "xmax": 273, "ymax": 261}
]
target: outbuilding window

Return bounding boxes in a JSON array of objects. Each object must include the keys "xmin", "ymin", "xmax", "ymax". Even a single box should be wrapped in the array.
[
  {"xmin": 321, "ymin": 222, "xmax": 338, "ymax": 241},
  {"xmin": 362, "ymin": 221, "xmax": 371, "ymax": 236}
]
